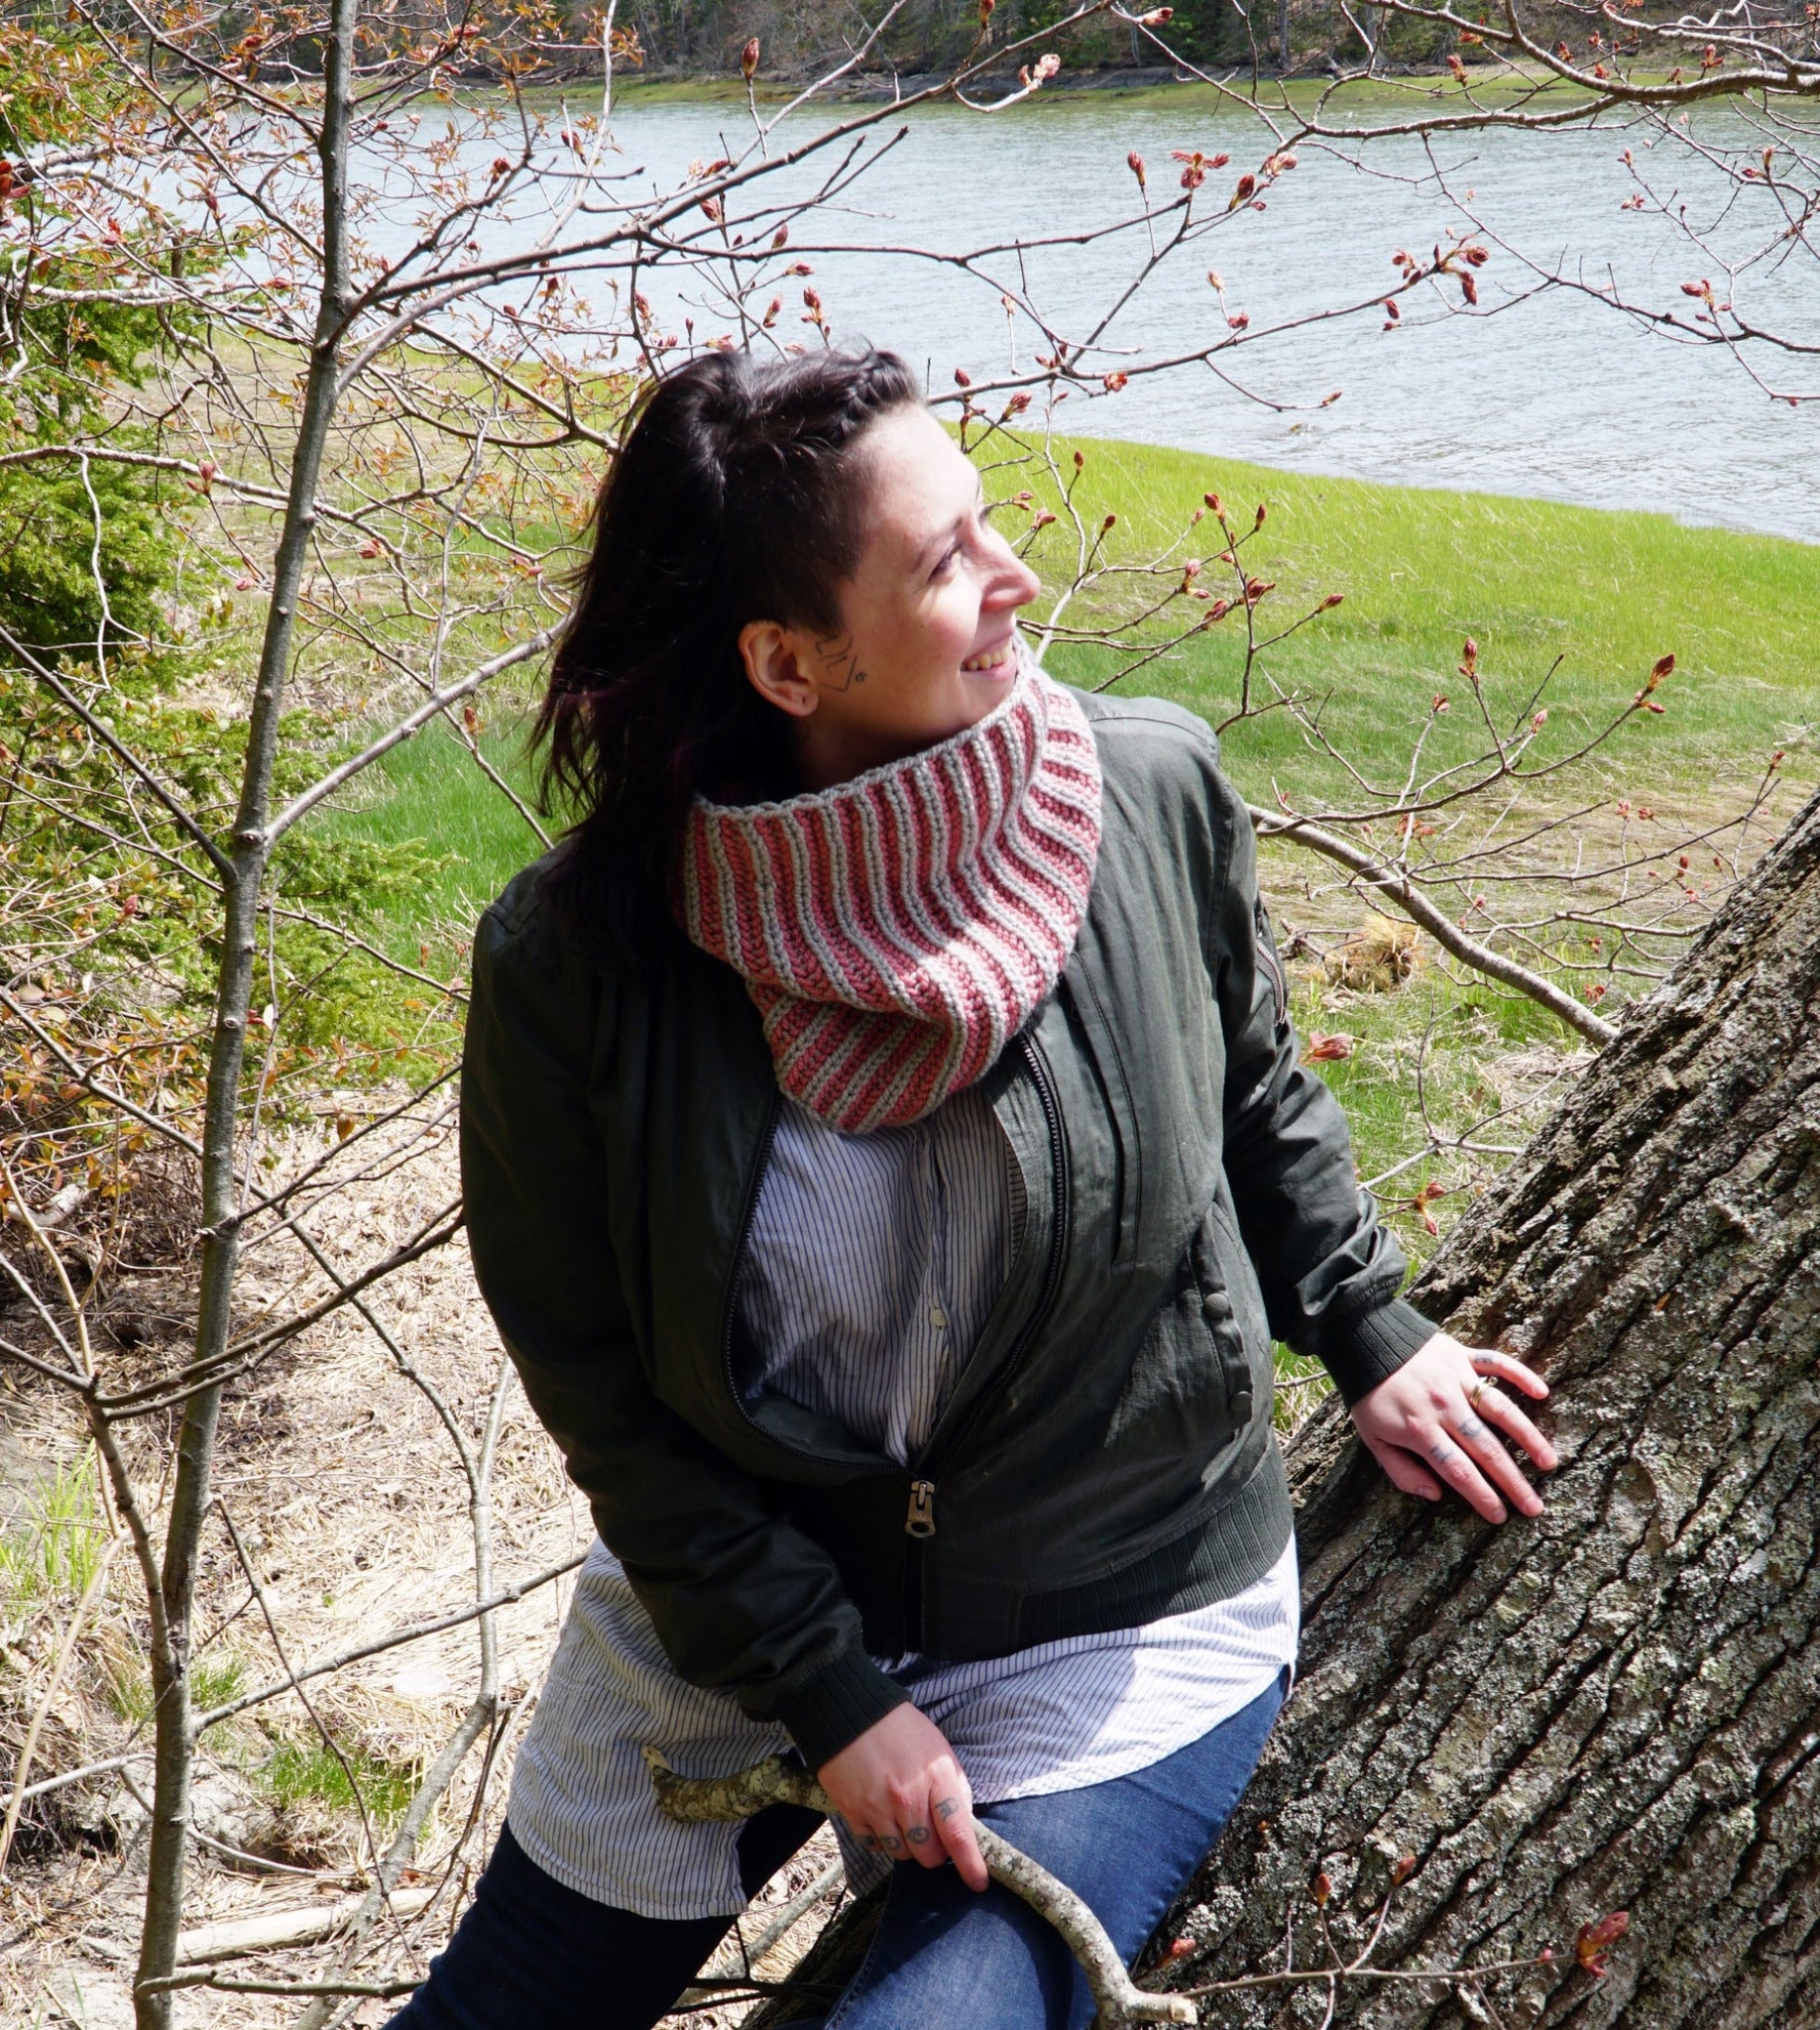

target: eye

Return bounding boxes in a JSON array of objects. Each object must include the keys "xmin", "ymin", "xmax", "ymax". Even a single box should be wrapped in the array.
[{"xmin": 930, "ymin": 543, "xmax": 962, "ymax": 581}]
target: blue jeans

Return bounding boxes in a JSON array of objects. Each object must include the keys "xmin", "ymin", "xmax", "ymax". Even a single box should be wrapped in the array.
[{"xmin": 388, "ymin": 1665, "xmax": 1286, "ymax": 2030}]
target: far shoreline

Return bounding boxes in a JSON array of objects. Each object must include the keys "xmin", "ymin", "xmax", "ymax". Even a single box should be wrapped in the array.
[{"xmin": 588, "ymin": 59, "xmax": 1613, "ymax": 111}]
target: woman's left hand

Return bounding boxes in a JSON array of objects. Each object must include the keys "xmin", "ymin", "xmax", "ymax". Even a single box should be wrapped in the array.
[{"xmin": 1349, "ymin": 1331, "xmax": 1557, "ymax": 1522}]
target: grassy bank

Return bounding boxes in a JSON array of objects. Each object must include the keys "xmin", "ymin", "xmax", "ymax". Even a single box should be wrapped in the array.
[{"xmin": 1033, "ymin": 436, "xmax": 1818, "ymax": 791}]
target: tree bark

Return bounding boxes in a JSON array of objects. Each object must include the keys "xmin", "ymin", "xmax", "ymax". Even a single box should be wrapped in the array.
[{"xmin": 1146, "ymin": 779, "xmax": 1820, "ymax": 2026}]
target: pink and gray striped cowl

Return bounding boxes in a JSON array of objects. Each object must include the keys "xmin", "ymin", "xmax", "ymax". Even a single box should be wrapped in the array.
[{"xmin": 678, "ymin": 656, "xmax": 1102, "ymax": 1134}]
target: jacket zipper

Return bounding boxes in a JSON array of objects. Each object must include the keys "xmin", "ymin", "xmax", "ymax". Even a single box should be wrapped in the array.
[
  {"xmin": 1255, "ymin": 898, "xmax": 1289, "ymax": 1029},
  {"xmin": 900, "ymin": 1032, "xmax": 1070, "ymax": 1644}
]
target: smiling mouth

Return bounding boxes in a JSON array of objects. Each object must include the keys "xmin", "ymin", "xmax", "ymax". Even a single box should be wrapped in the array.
[{"xmin": 961, "ymin": 638, "xmax": 1016, "ymax": 674}]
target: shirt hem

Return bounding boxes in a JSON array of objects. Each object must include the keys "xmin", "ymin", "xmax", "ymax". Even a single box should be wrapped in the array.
[
  {"xmin": 503, "ymin": 1809, "xmax": 750, "ymax": 1924},
  {"xmin": 966, "ymin": 1653, "xmax": 1295, "ymax": 1806}
]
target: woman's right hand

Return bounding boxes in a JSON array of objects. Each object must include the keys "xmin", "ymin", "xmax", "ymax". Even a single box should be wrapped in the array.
[{"xmin": 816, "ymin": 1703, "xmax": 987, "ymax": 1891}]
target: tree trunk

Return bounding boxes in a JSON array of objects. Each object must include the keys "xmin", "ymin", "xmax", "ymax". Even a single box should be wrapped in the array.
[{"xmin": 1146, "ymin": 778, "xmax": 1820, "ymax": 2026}]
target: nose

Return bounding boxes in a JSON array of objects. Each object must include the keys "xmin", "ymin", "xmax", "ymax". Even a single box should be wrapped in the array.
[{"xmin": 982, "ymin": 527, "xmax": 1041, "ymax": 611}]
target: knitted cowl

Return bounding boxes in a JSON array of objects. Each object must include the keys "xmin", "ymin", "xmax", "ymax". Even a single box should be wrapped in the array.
[{"xmin": 677, "ymin": 652, "xmax": 1103, "ymax": 1134}]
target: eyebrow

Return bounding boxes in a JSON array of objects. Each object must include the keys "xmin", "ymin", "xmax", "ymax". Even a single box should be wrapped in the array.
[{"xmin": 916, "ymin": 475, "xmax": 988, "ymax": 569}]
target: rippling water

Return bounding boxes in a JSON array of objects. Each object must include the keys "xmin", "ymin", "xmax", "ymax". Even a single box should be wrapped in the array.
[
  {"xmin": 596, "ymin": 94, "xmax": 1819, "ymax": 543},
  {"xmin": 357, "ymin": 89, "xmax": 1818, "ymax": 541}
]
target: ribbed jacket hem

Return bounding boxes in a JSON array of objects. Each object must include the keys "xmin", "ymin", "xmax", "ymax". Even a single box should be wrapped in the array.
[
  {"xmin": 773, "ymin": 1642, "xmax": 911, "ymax": 1770},
  {"xmin": 1319, "ymin": 1295, "xmax": 1437, "ymax": 1408},
  {"xmin": 1014, "ymin": 1434, "xmax": 1297, "ymax": 1648}
]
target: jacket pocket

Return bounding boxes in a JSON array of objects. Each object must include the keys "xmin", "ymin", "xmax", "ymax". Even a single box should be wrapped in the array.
[{"xmin": 1191, "ymin": 1200, "xmax": 1264, "ymax": 1427}]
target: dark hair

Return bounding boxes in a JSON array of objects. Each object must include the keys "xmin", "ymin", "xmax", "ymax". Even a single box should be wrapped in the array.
[{"xmin": 534, "ymin": 344, "xmax": 923, "ymax": 960}]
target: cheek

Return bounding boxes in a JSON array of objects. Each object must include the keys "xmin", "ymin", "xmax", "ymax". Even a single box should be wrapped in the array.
[
  {"xmin": 865, "ymin": 590, "xmax": 972, "ymax": 687},
  {"xmin": 925, "ymin": 582, "xmax": 981, "ymax": 659}
]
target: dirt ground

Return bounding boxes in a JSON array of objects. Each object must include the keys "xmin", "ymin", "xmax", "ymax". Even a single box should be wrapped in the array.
[{"xmin": 1, "ymin": 1102, "xmax": 852, "ymax": 2027}]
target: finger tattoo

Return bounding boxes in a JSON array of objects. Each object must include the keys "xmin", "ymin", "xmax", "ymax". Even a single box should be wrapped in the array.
[
  {"xmin": 906, "ymin": 1825, "xmax": 930, "ymax": 1845},
  {"xmin": 879, "ymin": 1833, "xmax": 904, "ymax": 1856},
  {"xmin": 934, "ymin": 1796, "xmax": 960, "ymax": 1822},
  {"xmin": 1456, "ymin": 1413, "xmax": 1489, "ymax": 1439},
  {"xmin": 1427, "ymin": 1438, "xmax": 1463, "ymax": 1469}
]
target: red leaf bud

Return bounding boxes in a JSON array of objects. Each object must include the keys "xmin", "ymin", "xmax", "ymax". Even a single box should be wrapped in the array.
[
  {"xmin": 741, "ymin": 36, "xmax": 760, "ymax": 78},
  {"xmin": 1312, "ymin": 1870, "xmax": 1333, "ymax": 1906},
  {"xmin": 1575, "ymin": 1910, "xmax": 1629, "ymax": 1976},
  {"xmin": 1128, "ymin": 150, "xmax": 1147, "ymax": 187}
]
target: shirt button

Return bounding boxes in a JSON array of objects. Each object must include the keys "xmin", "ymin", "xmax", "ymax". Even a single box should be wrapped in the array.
[{"xmin": 929, "ymin": 1304, "xmax": 948, "ymax": 1330}]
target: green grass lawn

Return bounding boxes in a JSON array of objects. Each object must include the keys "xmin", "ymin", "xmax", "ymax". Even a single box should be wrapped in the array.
[{"xmin": 1022, "ymin": 437, "xmax": 1819, "ymax": 807}]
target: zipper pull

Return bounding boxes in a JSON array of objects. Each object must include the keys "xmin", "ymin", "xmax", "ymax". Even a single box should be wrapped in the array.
[{"xmin": 905, "ymin": 1480, "xmax": 936, "ymax": 1539}]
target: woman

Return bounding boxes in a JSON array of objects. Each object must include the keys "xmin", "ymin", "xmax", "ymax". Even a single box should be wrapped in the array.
[{"xmin": 394, "ymin": 346, "xmax": 1555, "ymax": 2030}]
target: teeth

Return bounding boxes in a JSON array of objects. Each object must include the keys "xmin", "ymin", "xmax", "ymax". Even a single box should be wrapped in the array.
[{"xmin": 962, "ymin": 644, "xmax": 1012, "ymax": 672}]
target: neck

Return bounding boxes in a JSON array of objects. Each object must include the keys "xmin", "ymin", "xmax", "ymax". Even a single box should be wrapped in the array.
[{"xmin": 790, "ymin": 720, "xmax": 933, "ymax": 795}]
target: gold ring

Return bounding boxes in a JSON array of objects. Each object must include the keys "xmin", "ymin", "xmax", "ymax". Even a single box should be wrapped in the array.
[{"xmin": 1468, "ymin": 1380, "xmax": 1489, "ymax": 1414}]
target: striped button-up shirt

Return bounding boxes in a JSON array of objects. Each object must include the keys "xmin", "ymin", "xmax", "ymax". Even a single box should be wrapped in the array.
[{"xmin": 508, "ymin": 1086, "xmax": 1299, "ymax": 1919}]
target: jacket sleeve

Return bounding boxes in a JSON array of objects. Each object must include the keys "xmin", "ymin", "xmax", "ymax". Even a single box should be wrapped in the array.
[
  {"xmin": 460, "ymin": 897, "xmax": 908, "ymax": 1768},
  {"xmin": 1205, "ymin": 769, "xmax": 1436, "ymax": 1407}
]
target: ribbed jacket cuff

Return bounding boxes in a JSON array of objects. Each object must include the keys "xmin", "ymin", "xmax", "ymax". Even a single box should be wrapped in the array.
[
  {"xmin": 774, "ymin": 1643, "xmax": 910, "ymax": 1771},
  {"xmin": 1319, "ymin": 1296, "xmax": 1438, "ymax": 1409}
]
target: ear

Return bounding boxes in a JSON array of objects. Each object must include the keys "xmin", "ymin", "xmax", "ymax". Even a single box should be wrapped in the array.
[{"xmin": 739, "ymin": 620, "xmax": 820, "ymax": 719}]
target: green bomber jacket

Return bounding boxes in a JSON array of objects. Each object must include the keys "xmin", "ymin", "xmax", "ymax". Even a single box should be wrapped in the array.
[{"xmin": 459, "ymin": 690, "xmax": 1436, "ymax": 1767}]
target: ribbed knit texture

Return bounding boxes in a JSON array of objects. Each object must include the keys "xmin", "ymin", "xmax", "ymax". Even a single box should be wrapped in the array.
[{"xmin": 678, "ymin": 655, "xmax": 1102, "ymax": 1133}]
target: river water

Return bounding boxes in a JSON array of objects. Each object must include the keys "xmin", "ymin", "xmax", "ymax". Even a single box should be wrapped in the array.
[
  {"xmin": 367, "ymin": 91, "xmax": 1818, "ymax": 542},
  {"xmin": 602, "ymin": 96, "xmax": 1818, "ymax": 542}
]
